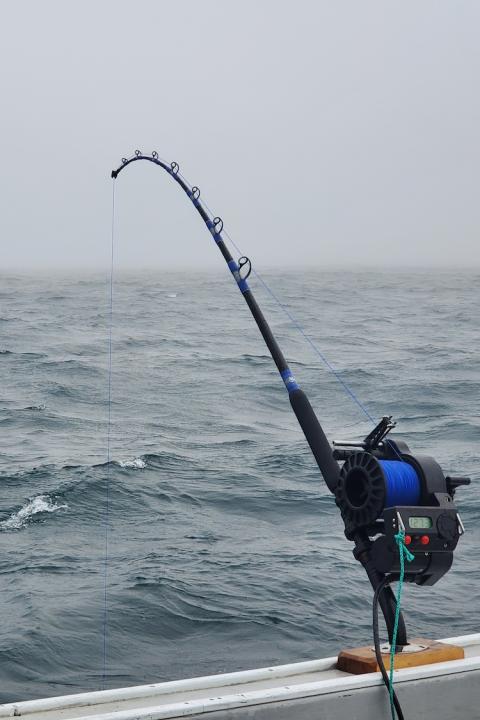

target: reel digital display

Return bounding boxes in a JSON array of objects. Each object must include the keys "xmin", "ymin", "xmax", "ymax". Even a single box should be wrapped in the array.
[{"xmin": 409, "ymin": 516, "xmax": 432, "ymax": 529}]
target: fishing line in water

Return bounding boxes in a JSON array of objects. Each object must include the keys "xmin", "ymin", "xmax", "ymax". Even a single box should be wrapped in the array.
[{"xmin": 102, "ymin": 179, "xmax": 116, "ymax": 689}]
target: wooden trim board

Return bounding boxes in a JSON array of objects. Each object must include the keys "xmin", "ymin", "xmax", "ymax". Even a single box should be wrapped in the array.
[{"xmin": 337, "ymin": 638, "xmax": 465, "ymax": 674}]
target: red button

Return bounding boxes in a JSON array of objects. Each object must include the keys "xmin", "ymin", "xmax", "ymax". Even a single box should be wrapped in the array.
[
  {"xmin": 405, "ymin": 535, "xmax": 412, "ymax": 545},
  {"xmin": 420, "ymin": 535, "xmax": 430, "ymax": 545}
]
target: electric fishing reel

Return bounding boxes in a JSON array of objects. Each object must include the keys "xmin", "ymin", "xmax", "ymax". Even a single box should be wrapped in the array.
[
  {"xmin": 111, "ymin": 152, "xmax": 470, "ymax": 717},
  {"xmin": 333, "ymin": 416, "xmax": 469, "ymax": 586}
]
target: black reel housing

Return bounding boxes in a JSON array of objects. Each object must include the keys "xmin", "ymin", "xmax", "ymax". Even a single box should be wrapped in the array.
[{"xmin": 333, "ymin": 418, "xmax": 469, "ymax": 587}]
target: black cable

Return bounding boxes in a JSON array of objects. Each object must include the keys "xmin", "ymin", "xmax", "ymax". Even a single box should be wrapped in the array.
[{"xmin": 373, "ymin": 577, "xmax": 405, "ymax": 720}]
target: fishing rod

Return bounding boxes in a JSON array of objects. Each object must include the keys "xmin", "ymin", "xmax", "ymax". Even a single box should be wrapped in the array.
[
  {"xmin": 111, "ymin": 151, "xmax": 469, "ymax": 664},
  {"xmin": 111, "ymin": 153, "xmax": 339, "ymax": 491}
]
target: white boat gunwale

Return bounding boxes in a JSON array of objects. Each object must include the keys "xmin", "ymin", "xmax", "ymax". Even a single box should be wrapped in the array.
[{"xmin": 1, "ymin": 634, "xmax": 479, "ymax": 720}]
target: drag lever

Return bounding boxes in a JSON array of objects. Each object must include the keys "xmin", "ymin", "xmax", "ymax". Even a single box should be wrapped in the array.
[
  {"xmin": 332, "ymin": 415, "xmax": 397, "ymax": 460},
  {"xmin": 363, "ymin": 415, "xmax": 396, "ymax": 451}
]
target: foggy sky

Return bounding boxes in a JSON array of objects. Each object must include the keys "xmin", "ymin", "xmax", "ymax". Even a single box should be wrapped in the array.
[{"xmin": 1, "ymin": 0, "xmax": 479, "ymax": 271}]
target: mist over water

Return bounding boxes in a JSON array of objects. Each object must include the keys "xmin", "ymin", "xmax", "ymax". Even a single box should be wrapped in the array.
[{"xmin": 0, "ymin": 269, "xmax": 478, "ymax": 702}]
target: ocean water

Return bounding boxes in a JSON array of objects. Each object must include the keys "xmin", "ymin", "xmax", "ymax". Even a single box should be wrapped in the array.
[{"xmin": 0, "ymin": 269, "xmax": 478, "ymax": 703}]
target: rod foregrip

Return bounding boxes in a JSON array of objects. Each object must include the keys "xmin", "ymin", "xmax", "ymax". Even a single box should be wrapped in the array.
[{"xmin": 289, "ymin": 388, "xmax": 339, "ymax": 493}]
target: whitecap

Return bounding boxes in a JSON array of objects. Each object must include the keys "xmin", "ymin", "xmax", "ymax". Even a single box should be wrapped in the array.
[
  {"xmin": 1, "ymin": 495, "xmax": 68, "ymax": 531},
  {"xmin": 118, "ymin": 458, "xmax": 146, "ymax": 470},
  {"xmin": 166, "ymin": 293, "xmax": 177, "ymax": 298}
]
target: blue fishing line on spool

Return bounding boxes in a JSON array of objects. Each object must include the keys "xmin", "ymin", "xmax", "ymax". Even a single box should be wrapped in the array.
[{"xmin": 379, "ymin": 460, "xmax": 421, "ymax": 507}]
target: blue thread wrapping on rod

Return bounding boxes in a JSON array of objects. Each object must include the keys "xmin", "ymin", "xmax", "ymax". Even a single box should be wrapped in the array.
[
  {"xmin": 379, "ymin": 460, "xmax": 421, "ymax": 507},
  {"xmin": 205, "ymin": 220, "xmax": 222, "ymax": 245},
  {"xmin": 227, "ymin": 260, "xmax": 249, "ymax": 294},
  {"xmin": 281, "ymin": 368, "xmax": 300, "ymax": 393}
]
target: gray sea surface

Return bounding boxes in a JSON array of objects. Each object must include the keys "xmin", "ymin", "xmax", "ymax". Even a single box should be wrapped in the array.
[{"xmin": 0, "ymin": 269, "xmax": 478, "ymax": 702}]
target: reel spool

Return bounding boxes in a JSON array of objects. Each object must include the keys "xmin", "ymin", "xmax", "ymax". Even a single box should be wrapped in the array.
[{"xmin": 335, "ymin": 452, "xmax": 420, "ymax": 536}]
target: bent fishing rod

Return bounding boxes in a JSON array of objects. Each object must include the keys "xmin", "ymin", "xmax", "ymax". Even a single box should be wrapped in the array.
[{"xmin": 111, "ymin": 151, "xmax": 469, "ymax": 655}]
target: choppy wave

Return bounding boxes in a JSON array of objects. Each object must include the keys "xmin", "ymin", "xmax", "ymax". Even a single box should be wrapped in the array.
[
  {"xmin": 1, "ymin": 495, "xmax": 68, "ymax": 530},
  {"xmin": 118, "ymin": 458, "xmax": 146, "ymax": 469}
]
